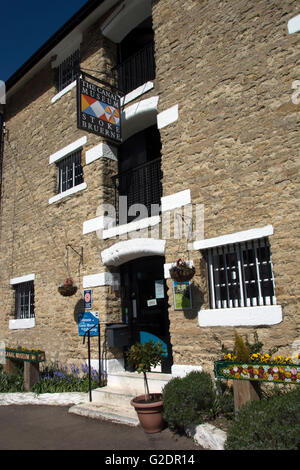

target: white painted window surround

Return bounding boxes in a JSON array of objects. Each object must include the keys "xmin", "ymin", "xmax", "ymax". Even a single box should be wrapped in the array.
[
  {"xmin": 83, "ymin": 216, "xmax": 115, "ymax": 235},
  {"xmin": 9, "ymin": 318, "xmax": 35, "ymax": 330},
  {"xmin": 85, "ymin": 143, "xmax": 117, "ymax": 165},
  {"xmin": 120, "ymin": 81, "xmax": 154, "ymax": 107},
  {"xmin": 49, "ymin": 137, "xmax": 87, "ymax": 165},
  {"xmin": 193, "ymin": 224, "xmax": 282, "ymax": 327},
  {"xmin": 51, "ymin": 80, "xmax": 77, "ymax": 104},
  {"xmin": 193, "ymin": 225, "xmax": 274, "ymax": 250},
  {"xmin": 288, "ymin": 14, "xmax": 300, "ymax": 34},
  {"xmin": 49, "ymin": 182, "xmax": 87, "ymax": 205},
  {"xmin": 198, "ymin": 305, "xmax": 282, "ymax": 327},
  {"xmin": 10, "ymin": 274, "xmax": 35, "ymax": 285},
  {"xmin": 83, "ymin": 272, "xmax": 120, "ymax": 289},
  {"xmin": 102, "ymin": 215, "xmax": 160, "ymax": 239},
  {"xmin": 157, "ymin": 105, "xmax": 178, "ymax": 129},
  {"xmin": 161, "ymin": 189, "xmax": 191, "ymax": 212}
]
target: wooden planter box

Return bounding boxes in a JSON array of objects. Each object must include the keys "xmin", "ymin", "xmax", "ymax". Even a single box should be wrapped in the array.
[
  {"xmin": 214, "ymin": 360, "xmax": 300, "ymax": 385},
  {"xmin": 5, "ymin": 348, "xmax": 45, "ymax": 363}
]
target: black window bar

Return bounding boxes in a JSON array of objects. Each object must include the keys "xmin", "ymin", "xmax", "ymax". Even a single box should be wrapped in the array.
[
  {"xmin": 57, "ymin": 150, "xmax": 83, "ymax": 194},
  {"xmin": 58, "ymin": 49, "xmax": 80, "ymax": 91},
  {"xmin": 113, "ymin": 42, "xmax": 156, "ymax": 95},
  {"xmin": 112, "ymin": 157, "xmax": 162, "ymax": 224},
  {"xmin": 15, "ymin": 282, "xmax": 35, "ymax": 320}
]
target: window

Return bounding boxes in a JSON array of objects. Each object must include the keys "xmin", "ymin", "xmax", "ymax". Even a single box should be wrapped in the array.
[
  {"xmin": 207, "ymin": 237, "xmax": 276, "ymax": 309},
  {"xmin": 58, "ymin": 49, "xmax": 80, "ymax": 91},
  {"xmin": 57, "ymin": 150, "xmax": 83, "ymax": 194},
  {"xmin": 14, "ymin": 281, "xmax": 35, "ymax": 320}
]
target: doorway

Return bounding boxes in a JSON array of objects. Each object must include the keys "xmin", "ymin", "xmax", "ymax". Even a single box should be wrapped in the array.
[{"xmin": 120, "ymin": 256, "xmax": 173, "ymax": 373}]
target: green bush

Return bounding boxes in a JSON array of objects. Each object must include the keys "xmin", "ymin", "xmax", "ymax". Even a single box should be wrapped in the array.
[
  {"xmin": 162, "ymin": 371, "xmax": 216, "ymax": 430},
  {"xmin": 0, "ymin": 365, "xmax": 25, "ymax": 392},
  {"xmin": 225, "ymin": 386, "xmax": 300, "ymax": 450}
]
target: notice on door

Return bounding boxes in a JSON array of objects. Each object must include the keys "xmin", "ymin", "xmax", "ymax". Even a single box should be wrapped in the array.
[
  {"xmin": 155, "ymin": 280, "xmax": 165, "ymax": 299},
  {"xmin": 173, "ymin": 281, "xmax": 192, "ymax": 310}
]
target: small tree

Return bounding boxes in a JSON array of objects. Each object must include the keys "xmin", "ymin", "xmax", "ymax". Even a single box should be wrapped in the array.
[{"xmin": 126, "ymin": 341, "xmax": 165, "ymax": 402}]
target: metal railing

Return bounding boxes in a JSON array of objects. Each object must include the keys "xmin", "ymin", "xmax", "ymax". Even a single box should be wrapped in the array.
[
  {"xmin": 114, "ymin": 42, "xmax": 156, "ymax": 95},
  {"xmin": 112, "ymin": 157, "xmax": 162, "ymax": 224}
]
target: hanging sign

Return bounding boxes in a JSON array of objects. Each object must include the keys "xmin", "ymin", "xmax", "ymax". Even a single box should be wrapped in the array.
[
  {"xmin": 78, "ymin": 311, "xmax": 99, "ymax": 337},
  {"xmin": 77, "ymin": 77, "xmax": 121, "ymax": 143},
  {"xmin": 173, "ymin": 281, "xmax": 192, "ymax": 310}
]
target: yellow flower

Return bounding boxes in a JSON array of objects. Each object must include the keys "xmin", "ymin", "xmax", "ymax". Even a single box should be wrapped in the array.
[
  {"xmin": 253, "ymin": 368, "xmax": 259, "ymax": 375},
  {"xmin": 273, "ymin": 373, "xmax": 279, "ymax": 380},
  {"xmin": 285, "ymin": 371, "xmax": 291, "ymax": 378},
  {"xmin": 284, "ymin": 357, "xmax": 292, "ymax": 363}
]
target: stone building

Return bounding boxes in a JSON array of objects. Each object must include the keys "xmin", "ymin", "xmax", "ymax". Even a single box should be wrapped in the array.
[{"xmin": 0, "ymin": 0, "xmax": 299, "ymax": 381}]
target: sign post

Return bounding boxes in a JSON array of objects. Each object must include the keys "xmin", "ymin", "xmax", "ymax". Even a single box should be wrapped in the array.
[{"xmin": 78, "ymin": 312, "xmax": 101, "ymax": 400}]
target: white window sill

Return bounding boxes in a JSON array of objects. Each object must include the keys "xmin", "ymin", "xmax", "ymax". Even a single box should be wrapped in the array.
[
  {"xmin": 9, "ymin": 318, "xmax": 35, "ymax": 330},
  {"xmin": 198, "ymin": 305, "xmax": 282, "ymax": 327},
  {"xmin": 102, "ymin": 215, "xmax": 160, "ymax": 240},
  {"xmin": 120, "ymin": 81, "xmax": 154, "ymax": 107},
  {"xmin": 48, "ymin": 182, "xmax": 87, "ymax": 205},
  {"xmin": 51, "ymin": 80, "xmax": 77, "ymax": 104}
]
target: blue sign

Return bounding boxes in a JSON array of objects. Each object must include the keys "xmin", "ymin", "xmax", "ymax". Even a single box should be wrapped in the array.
[
  {"xmin": 78, "ymin": 311, "xmax": 99, "ymax": 336},
  {"xmin": 84, "ymin": 289, "xmax": 92, "ymax": 309}
]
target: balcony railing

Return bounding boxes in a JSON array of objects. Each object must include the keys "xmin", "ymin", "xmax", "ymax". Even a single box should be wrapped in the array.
[
  {"xmin": 114, "ymin": 42, "xmax": 156, "ymax": 95},
  {"xmin": 112, "ymin": 157, "xmax": 162, "ymax": 224}
]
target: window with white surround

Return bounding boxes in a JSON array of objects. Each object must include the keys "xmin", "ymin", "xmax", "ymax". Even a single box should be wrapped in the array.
[
  {"xmin": 57, "ymin": 49, "xmax": 80, "ymax": 92},
  {"xmin": 207, "ymin": 237, "xmax": 276, "ymax": 310},
  {"xmin": 57, "ymin": 150, "xmax": 83, "ymax": 194},
  {"xmin": 14, "ymin": 281, "xmax": 35, "ymax": 320}
]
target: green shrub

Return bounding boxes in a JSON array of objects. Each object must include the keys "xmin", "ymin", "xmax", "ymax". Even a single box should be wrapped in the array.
[
  {"xmin": 225, "ymin": 386, "xmax": 300, "ymax": 450},
  {"xmin": 162, "ymin": 371, "xmax": 216, "ymax": 430},
  {"xmin": 0, "ymin": 365, "xmax": 25, "ymax": 392}
]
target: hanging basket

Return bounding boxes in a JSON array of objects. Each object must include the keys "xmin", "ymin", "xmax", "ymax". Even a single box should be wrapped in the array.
[
  {"xmin": 169, "ymin": 259, "xmax": 195, "ymax": 282},
  {"xmin": 58, "ymin": 278, "xmax": 78, "ymax": 297}
]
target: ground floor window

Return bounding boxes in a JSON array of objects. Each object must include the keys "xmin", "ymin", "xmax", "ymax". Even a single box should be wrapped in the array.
[
  {"xmin": 14, "ymin": 281, "xmax": 35, "ymax": 319},
  {"xmin": 207, "ymin": 237, "xmax": 276, "ymax": 309}
]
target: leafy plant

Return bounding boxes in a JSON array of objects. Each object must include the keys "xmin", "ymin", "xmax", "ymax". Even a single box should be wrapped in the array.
[
  {"xmin": 126, "ymin": 341, "xmax": 165, "ymax": 401},
  {"xmin": 0, "ymin": 365, "xmax": 25, "ymax": 392},
  {"xmin": 225, "ymin": 386, "xmax": 300, "ymax": 450},
  {"xmin": 162, "ymin": 371, "xmax": 217, "ymax": 430}
]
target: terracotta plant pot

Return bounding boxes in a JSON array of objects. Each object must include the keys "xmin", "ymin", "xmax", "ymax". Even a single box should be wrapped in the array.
[{"xmin": 130, "ymin": 393, "xmax": 164, "ymax": 433}]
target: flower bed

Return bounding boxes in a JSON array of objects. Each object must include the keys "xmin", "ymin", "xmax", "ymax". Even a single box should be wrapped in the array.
[{"xmin": 214, "ymin": 360, "xmax": 300, "ymax": 385}]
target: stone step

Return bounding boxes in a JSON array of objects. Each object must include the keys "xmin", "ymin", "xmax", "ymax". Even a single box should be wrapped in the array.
[
  {"xmin": 91, "ymin": 386, "xmax": 136, "ymax": 409},
  {"xmin": 68, "ymin": 402, "xmax": 140, "ymax": 427},
  {"xmin": 106, "ymin": 371, "xmax": 171, "ymax": 395}
]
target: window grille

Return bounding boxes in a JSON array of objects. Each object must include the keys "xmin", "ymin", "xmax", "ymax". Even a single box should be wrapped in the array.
[
  {"xmin": 15, "ymin": 281, "xmax": 35, "ymax": 319},
  {"xmin": 58, "ymin": 49, "xmax": 80, "ymax": 91},
  {"xmin": 207, "ymin": 237, "xmax": 276, "ymax": 309},
  {"xmin": 57, "ymin": 150, "xmax": 83, "ymax": 194}
]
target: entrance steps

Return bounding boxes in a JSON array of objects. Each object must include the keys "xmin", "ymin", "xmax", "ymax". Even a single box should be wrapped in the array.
[{"xmin": 68, "ymin": 371, "xmax": 172, "ymax": 426}]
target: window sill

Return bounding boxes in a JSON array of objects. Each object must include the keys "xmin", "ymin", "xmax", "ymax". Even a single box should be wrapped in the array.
[
  {"xmin": 102, "ymin": 215, "xmax": 160, "ymax": 240},
  {"xmin": 9, "ymin": 318, "xmax": 35, "ymax": 330},
  {"xmin": 48, "ymin": 182, "xmax": 87, "ymax": 205},
  {"xmin": 51, "ymin": 80, "xmax": 77, "ymax": 104},
  {"xmin": 198, "ymin": 305, "xmax": 282, "ymax": 327}
]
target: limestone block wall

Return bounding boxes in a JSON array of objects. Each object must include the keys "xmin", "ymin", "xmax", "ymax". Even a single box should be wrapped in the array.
[{"xmin": 152, "ymin": 0, "xmax": 300, "ymax": 368}]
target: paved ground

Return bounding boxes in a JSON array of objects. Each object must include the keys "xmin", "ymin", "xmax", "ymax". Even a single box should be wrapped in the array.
[{"xmin": 0, "ymin": 405, "xmax": 203, "ymax": 451}]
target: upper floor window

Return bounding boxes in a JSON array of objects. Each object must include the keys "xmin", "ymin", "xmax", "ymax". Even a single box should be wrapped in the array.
[
  {"xmin": 207, "ymin": 237, "xmax": 276, "ymax": 309},
  {"xmin": 14, "ymin": 281, "xmax": 35, "ymax": 320},
  {"xmin": 57, "ymin": 150, "xmax": 84, "ymax": 194},
  {"xmin": 115, "ymin": 17, "xmax": 155, "ymax": 94},
  {"xmin": 113, "ymin": 125, "xmax": 162, "ymax": 224},
  {"xmin": 58, "ymin": 49, "xmax": 80, "ymax": 92}
]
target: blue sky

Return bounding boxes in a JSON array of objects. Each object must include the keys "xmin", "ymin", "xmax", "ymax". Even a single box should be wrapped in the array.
[{"xmin": 0, "ymin": 0, "xmax": 89, "ymax": 82}]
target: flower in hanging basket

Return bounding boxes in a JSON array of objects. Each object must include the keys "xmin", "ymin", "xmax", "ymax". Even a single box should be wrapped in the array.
[
  {"xmin": 169, "ymin": 258, "xmax": 195, "ymax": 282},
  {"xmin": 58, "ymin": 278, "xmax": 78, "ymax": 296}
]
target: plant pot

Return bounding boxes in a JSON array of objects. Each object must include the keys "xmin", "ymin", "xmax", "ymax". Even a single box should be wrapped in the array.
[
  {"xmin": 58, "ymin": 285, "xmax": 78, "ymax": 297},
  {"xmin": 130, "ymin": 393, "xmax": 164, "ymax": 433},
  {"xmin": 169, "ymin": 265, "xmax": 195, "ymax": 282}
]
